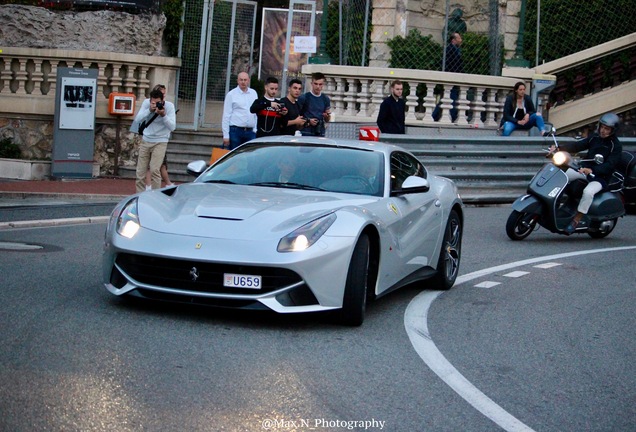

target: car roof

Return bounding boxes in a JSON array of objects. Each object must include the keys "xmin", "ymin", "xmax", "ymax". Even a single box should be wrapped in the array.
[{"xmin": 246, "ymin": 136, "xmax": 404, "ymax": 155}]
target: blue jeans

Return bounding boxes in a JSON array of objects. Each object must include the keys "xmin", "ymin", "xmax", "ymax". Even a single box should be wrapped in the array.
[
  {"xmin": 228, "ymin": 126, "xmax": 256, "ymax": 150},
  {"xmin": 432, "ymin": 86, "xmax": 459, "ymax": 122},
  {"xmin": 502, "ymin": 113, "xmax": 545, "ymax": 136}
]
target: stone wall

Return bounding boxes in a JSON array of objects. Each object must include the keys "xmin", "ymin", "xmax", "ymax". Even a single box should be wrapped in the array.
[
  {"xmin": 0, "ymin": 4, "xmax": 167, "ymax": 176},
  {"xmin": 0, "ymin": 117, "xmax": 139, "ymax": 176},
  {"xmin": 0, "ymin": 5, "xmax": 166, "ymax": 56}
]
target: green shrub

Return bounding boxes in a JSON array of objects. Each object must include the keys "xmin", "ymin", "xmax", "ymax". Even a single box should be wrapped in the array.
[
  {"xmin": 387, "ymin": 29, "xmax": 443, "ymax": 71},
  {"xmin": 461, "ymin": 32, "xmax": 502, "ymax": 76},
  {"xmin": 0, "ymin": 138, "xmax": 22, "ymax": 159},
  {"xmin": 524, "ymin": 0, "xmax": 636, "ymax": 63},
  {"xmin": 161, "ymin": 0, "xmax": 184, "ymax": 57}
]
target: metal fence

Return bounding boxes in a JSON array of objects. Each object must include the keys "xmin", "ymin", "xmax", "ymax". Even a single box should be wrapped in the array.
[
  {"xmin": 176, "ymin": 0, "xmax": 257, "ymax": 129},
  {"xmin": 325, "ymin": 0, "xmax": 635, "ymax": 75}
]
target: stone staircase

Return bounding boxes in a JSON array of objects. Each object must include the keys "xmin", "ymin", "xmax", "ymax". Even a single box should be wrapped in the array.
[
  {"xmin": 385, "ymin": 135, "xmax": 636, "ymax": 204},
  {"xmin": 395, "ymin": 136, "xmax": 547, "ymax": 203},
  {"xmin": 119, "ymin": 129, "xmax": 223, "ymax": 183},
  {"xmin": 119, "ymin": 128, "xmax": 636, "ymax": 204}
]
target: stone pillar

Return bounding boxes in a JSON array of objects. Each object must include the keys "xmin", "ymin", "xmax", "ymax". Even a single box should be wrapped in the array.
[
  {"xmin": 369, "ymin": 0, "xmax": 408, "ymax": 67},
  {"xmin": 502, "ymin": 0, "xmax": 523, "ymax": 61}
]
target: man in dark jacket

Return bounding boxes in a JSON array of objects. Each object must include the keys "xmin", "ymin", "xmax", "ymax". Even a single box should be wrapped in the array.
[
  {"xmin": 445, "ymin": 32, "xmax": 464, "ymax": 73},
  {"xmin": 551, "ymin": 113, "xmax": 622, "ymax": 234},
  {"xmin": 433, "ymin": 32, "xmax": 463, "ymax": 122},
  {"xmin": 250, "ymin": 77, "xmax": 286, "ymax": 137},
  {"xmin": 376, "ymin": 80, "xmax": 405, "ymax": 134}
]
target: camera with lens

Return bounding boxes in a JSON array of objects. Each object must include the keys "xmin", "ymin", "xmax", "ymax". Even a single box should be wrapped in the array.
[
  {"xmin": 311, "ymin": 118, "xmax": 325, "ymax": 136},
  {"xmin": 156, "ymin": 101, "xmax": 164, "ymax": 110}
]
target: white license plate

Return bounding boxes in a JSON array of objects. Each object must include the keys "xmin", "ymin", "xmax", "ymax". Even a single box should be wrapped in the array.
[{"xmin": 223, "ymin": 273, "xmax": 262, "ymax": 289}]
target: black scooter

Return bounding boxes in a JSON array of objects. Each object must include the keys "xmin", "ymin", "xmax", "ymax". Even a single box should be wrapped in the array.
[{"xmin": 506, "ymin": 132, "xmax": 625, "ymax": 240}]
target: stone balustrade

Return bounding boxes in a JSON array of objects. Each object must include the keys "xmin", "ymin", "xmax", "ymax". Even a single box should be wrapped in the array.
[
  {"xmin": 0, "ymin": 47, "xmax": 181, "ymax": 120},
  {"xmin": 302, "ymin": 64, "xmax": 523, "ymax": 129}
]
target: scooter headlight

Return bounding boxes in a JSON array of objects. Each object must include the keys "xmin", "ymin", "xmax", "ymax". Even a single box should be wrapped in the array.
[{"xmin": 552, "ymin": 151, "xmax": 570, "ymax": 167}]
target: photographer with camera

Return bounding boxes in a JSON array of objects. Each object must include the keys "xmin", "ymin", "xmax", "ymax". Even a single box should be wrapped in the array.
[
  {"xmin": 138, "ymin": 85, "xmax": 175, "ymax": 190},
  {"xmin": 133, "ymin": 87, "xmax": 176, "ymax": 193},
  {"xmin": 298, "ymin": 72, "xmax": 331, "ymax": 137},
  {"xmin": 250, "ymin": 77, "xmax": 287, "ymax": 137}
]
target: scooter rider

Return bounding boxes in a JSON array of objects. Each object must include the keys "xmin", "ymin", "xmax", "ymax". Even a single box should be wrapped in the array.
[{"xmin": 549, "ymin": 113, "xmax": 622, "ymax": 234}]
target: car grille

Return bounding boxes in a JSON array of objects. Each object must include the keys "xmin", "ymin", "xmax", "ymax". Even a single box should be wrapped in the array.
[{"xmin": 115, "ymin": 253, "xmax": 302, "ymax": 295}]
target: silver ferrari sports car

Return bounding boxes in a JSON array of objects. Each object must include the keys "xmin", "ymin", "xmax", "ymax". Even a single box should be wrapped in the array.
[{"xmin": 103, "ymin": 136, "xmax": 463, "ymax": 325}]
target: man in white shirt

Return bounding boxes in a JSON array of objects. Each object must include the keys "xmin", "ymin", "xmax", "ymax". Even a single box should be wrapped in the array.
[
  {"xmin": 222, "ymin": 72, "xmax": 258, "ymax": 149},
  {"xmin": 133, "ymin": 88, "xmax": 176, "ymax": 193}
]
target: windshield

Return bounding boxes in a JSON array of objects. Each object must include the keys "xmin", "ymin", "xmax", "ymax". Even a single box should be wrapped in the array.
[{"xmin": 196, "ymin": 143, "xmax": 385, "ymax": 197}]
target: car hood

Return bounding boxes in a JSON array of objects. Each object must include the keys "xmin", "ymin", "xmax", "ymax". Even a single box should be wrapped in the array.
[{"xmin": 136, "ymin": 183, "xmax": 376, "ymax": 240}]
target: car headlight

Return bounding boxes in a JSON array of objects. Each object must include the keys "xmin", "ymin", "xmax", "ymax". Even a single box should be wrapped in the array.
[
  {"xmin": 277, "ymin": 213, "xmax": 337, "ymax": 252},
  {"xmin": 116, "ymin": 198, "xmax": 140, "ymax": 239}
]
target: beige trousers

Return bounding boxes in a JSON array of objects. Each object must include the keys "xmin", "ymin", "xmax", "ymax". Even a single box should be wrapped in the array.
[
  {"xmin": 566, "ymin": 168, "xmax": 603, "ymax": 214},
  {"xmin": 136, "ymin": 140, "xmax": 168, "ymax": 193}
]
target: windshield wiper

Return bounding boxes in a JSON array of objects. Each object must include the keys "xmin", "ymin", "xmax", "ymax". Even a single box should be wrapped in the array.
[{"xmin": 249, "ymin": 181, "xmax": 325, "ymax": 191}]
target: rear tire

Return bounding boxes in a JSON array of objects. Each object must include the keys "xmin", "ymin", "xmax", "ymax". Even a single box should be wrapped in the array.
[
  {"xmin": 338, "ymin": 234, "xmax": 370, "ymax": 326},
  {"xmin": 587, "ymin": 218, "xmax": 618, "ymax": 238},
  {"xmin": 506, "ymin": 210, "xmax": 537, "ymax": 240},
  {"xmin": 430, "ymin": 210, "xmax": 462, "ymax": 290}
]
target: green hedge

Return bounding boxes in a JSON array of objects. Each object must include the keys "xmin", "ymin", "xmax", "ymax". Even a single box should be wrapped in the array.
[{"xmin": 0, "ymin": 138, "xmax": 22, "ymax": 159}]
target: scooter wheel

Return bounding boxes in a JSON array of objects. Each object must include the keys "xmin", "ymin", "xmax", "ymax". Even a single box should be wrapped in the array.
[
  {"xmin": 587, "ymin": 218, "xmax": 618, "ymax": 239},
  {"xmin": 506, "ymin": 210, "xmax": 537, "ymax": 240}
]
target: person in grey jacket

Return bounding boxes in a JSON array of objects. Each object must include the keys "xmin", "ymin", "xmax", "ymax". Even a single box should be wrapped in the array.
[{"xmin": 134, "ymin": 88, "xmax": 176, "ymax": 192}]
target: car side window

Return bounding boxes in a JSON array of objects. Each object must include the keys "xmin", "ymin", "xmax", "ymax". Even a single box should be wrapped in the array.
[{"xmin": 390, "ymin": 152, "xmax": 426, "ymax": 190}]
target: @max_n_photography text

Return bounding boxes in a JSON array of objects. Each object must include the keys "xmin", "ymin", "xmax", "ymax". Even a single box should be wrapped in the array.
[{"xmin": 260, "ymin": 417, "xmax": 386, "ymax": 430}]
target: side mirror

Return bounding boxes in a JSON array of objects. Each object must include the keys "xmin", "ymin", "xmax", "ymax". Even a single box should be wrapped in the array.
[
  {"xmin": 391, "ymin": 175, "xmax": 430, "ymax": 196},
  {"xmin": 186, "ymin": 160, "xmax": 208, "ymax": 177},
  {"xmin": 593, "ymin": 154, "xmax": 604, "ymax": 164}
]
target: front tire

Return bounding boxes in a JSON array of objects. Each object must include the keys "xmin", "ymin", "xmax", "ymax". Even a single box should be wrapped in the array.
[
  {"xmin": 338, "ymin": 234, "xmax": 371, "ymax": 326},
  {"xmin": 506, "ymin": 210, "xmax": 537, "ymax": 240},
  {"xmin": 430, "ymin": 210, "xmax": 462, "ymax": 290}
]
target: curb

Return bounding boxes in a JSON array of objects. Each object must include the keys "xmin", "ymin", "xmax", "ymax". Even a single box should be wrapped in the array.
[
  {"xmin": 0, "ymin": 216, "xmax": 111, "ymax": 230},
  {"xmin": 0, "ymin": 191, "xmax": 127, "ymax": 201}
]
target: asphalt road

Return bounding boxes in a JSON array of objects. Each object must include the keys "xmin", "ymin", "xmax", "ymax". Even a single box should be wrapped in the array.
[{"xmin": 0, "ymin": 205, "xmax": 634, "ymax": 432}]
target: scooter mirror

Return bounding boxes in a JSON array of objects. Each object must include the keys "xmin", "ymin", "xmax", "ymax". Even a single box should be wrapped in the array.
[{"xmin": 593, "ymin": 154, "xmax": 604, "ymax": 164}]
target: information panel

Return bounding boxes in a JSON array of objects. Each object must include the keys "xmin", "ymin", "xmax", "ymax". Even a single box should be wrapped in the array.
[
  {"xmin": 59, "ymin": 77, "xmax": 96, "ymax": 130},
  {"xmin": 52, "ymin": 68, "xmax": 98, "ymax": 178}
]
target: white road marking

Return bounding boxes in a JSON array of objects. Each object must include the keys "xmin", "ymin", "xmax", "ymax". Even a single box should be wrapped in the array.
[
  {"xmin": 474, "ymin": 281, "xmax": 501, "ymax": 288},
  {"xmin": 534, "ymin": 262, "xmax": 562, "ymax": 269},
  {"xmin": 504, "ymin": 271, "xmax": 529, "ymax": 278},
  {"xmin": 405, "ymin": 246, "xmax": 636, "ymax": 432}
]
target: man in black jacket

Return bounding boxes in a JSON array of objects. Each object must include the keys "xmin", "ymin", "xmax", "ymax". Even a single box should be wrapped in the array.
[
  {"xmin": 551, "ymin": 113, "xmax": 622, "ymax": 234},
  {"xmin": 376, "ymin": 80, "xmax": 405, "ymax": 134},
  {"xmin": 433, "ymin": 32, "xmax": 463, "ymax": 122},
  {"xmin": 250, "ymin": 77, "xmax": 286, "ymax": 137}
]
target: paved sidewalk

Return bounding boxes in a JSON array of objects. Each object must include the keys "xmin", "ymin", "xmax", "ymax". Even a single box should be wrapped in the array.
[{"xmin": 0, "ymin": 177, "xmax": 138, "ymax": 200}]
